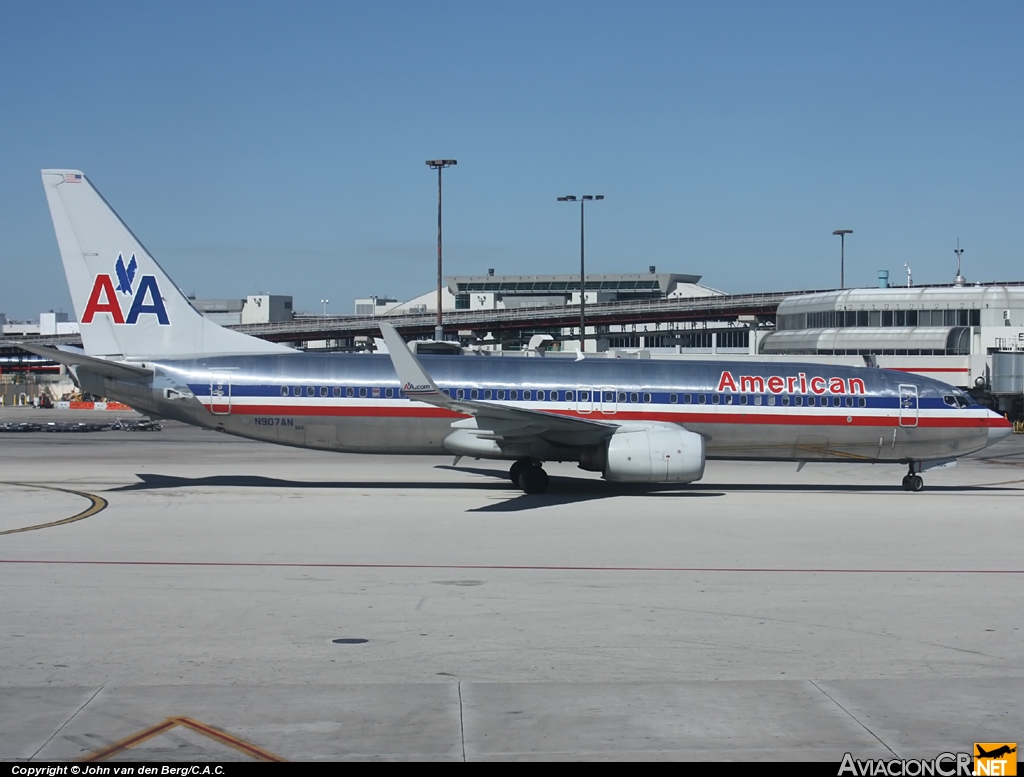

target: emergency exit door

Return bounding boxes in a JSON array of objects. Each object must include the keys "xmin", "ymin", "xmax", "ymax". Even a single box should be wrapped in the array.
[{"xmin": 898, "ymin": 384, "xmax": 918, "ymax": 428}]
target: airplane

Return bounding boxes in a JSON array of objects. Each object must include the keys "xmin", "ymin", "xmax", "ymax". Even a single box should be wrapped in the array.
[
  {"xmin": 21, "ymin": 169, "xmax": 1013, "ymax": 495},
  {"xmin": 976, "ymin": 746, "xmax": 1016, "ymax": 759}
]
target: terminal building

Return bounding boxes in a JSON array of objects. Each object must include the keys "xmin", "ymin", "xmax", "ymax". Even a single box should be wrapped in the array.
[{"xmin": 356, "ymin": 269, "xmax": 722, "ymax": 316}]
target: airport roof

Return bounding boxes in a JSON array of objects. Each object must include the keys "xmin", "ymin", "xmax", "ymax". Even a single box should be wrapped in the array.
[{"xmin": 445, "ymin": 273, "xmax": 702, "ymax": 296}]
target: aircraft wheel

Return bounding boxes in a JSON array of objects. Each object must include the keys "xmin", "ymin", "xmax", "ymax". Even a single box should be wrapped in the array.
[
  {"xmin": 910, "ymin": 475, "xmax": 924, "ymax": 492},
  {"xmin": 510, "ymin": 458, "xmax": 543, "ymax": 484},
  {"xmin": 509, "ymin": 458, "xmax": 533, "ymax": 484},
  {"xmin": 518, "ymin": 465, "xmax": 549, "ymax": 494},
  {"xmin": 902, "ymin": 475, "xmax": 912, "ymax": 491}
]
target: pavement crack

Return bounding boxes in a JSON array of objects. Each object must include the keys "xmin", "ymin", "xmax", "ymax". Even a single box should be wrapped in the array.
[
  {"xmin": 809, "ymin": 680, "xmax": 898, "ymax": 758},
  {"xmin": 31, "ymin": 683, "xmax": 105, "ymax": 761}
]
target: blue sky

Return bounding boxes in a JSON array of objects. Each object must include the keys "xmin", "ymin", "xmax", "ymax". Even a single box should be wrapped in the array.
[{"xmin": 2, "ymin": 1, "xmax": 1022, "ymax": 319}]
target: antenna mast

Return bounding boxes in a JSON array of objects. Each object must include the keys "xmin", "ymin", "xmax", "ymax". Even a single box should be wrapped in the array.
[{"xmin": 954, "ymin": 239, "xmax": 966, "ymax": 286}]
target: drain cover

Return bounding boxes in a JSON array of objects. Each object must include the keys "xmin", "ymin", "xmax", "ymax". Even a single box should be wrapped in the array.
[{"xmin": 332, "ymin": 638, "xmax": 368, "ymax": 644}]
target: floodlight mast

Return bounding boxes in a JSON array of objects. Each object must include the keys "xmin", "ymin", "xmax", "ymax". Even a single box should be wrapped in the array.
[
  {"xmin": 832, "ymin": 229, "xmax": 853, "ymax": 289},
  {"xmin": 426, "ymin": 159, "xmax": 457, "ymax": 341},
  {"xmin": 558, "ymin": 194, "xmax": 604, "ymax": 352}
]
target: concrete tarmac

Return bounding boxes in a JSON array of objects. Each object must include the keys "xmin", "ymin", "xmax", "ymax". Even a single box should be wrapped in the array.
[{"xmin": 1, "ymin": 408, "xmax": 1022, "ymax": 761}]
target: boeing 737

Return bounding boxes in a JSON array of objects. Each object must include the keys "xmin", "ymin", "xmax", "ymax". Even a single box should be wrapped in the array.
[{"xmin": 22, "ymin": 170, "xmax": 1013, "ymax": 494}]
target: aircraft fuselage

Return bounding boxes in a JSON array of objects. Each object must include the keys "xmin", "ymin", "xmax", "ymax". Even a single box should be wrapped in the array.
[{"xmin": 95, "ymin": 352, "xmax": 1000, "ymax": 465}]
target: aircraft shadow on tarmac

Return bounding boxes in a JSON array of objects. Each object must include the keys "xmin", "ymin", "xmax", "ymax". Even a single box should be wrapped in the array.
[
  {"xmin": 109, "ymin": 469, "xmax": 1020, "ymax": 513},
  {"xmin": 110, "ymin": 470, "xmax": 725, "ymax": 511}
]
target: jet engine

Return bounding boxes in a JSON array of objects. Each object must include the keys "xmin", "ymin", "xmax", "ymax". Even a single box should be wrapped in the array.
[{"xmin": 580, "ymin": 423, "xmax": 706, "ymax": 484}]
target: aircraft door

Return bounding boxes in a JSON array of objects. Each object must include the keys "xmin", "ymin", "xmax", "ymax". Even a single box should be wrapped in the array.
[
  {"xmin": 576, "ymin": 388, "xmax": 594, "ymax": 415},
  {"xmin": 600, "ymin": 388, "xmax": 617, "ymax": 415},
  {"xmin": 898, "ymin": 384, "xmax": 918, "ymax": 428},
  {"xmin": 210, "ymin": 372, "xmax": 232, "ymax": 415}
]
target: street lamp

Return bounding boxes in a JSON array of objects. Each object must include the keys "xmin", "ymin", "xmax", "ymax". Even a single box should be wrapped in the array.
[
  {"xmin": 832, "ymin": 229, "xmax": 853, "ymax": 289},
  {"xmin": 321, "ymin": 299, "xmax": 329, "ymax": 318},
  {"xmin": 558, "ymin": 194, "xmax": 604, "ymax": 352},
  {"xmin": 426, "ymin": 159, "xmax": 457, "ymax": 341}
]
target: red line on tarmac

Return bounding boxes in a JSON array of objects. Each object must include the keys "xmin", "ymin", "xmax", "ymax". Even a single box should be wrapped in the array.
[{"xmin": 1, "ymin": 559, "xmax": 1022, "ymax": 574}]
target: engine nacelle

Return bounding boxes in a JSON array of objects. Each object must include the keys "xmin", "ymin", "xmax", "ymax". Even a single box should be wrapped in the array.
[{"xmin": 602, "ymin": 424, "xmax": 705, "ymax": 483}]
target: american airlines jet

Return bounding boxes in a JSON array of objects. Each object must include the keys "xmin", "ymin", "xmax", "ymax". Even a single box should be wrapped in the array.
[{"xmin": 24, "ymin": 170, "xmax": 1012, "ymax": 494}]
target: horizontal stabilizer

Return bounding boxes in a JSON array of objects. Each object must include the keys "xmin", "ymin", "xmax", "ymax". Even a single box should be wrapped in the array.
[{"xmin": 18, "ymin": 344, "xmax": 153, "ymax": 380}]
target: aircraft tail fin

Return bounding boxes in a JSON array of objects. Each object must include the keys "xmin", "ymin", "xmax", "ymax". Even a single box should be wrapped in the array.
[{"xmin": 40, "ymin": 169, "xmax": 290, "ymax": 358}]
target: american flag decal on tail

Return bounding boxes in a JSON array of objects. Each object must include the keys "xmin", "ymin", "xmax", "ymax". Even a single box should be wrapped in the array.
[{"xmin": 64, "ymin": 174, "xmax": 82, "ymax": 183}]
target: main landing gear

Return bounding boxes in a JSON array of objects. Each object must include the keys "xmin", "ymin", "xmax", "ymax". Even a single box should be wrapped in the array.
[
  {"xmin": 902, "ymin": 463, "xmax": 924, "ymax": 492},
  {"xmin": 510, "ymin": 458, "xmax": 550, "ymax": 494}
]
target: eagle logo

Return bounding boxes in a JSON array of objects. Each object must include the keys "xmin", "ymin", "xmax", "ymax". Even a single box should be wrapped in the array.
[{"xmin": 114, "ymin": 253, "xmax": 138, "ymax": 295}]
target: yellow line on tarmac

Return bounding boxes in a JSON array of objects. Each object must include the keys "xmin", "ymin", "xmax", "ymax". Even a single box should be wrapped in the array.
[{"xmin": 0, "ymin": 483, "xmax": 108, "ymax": 536}]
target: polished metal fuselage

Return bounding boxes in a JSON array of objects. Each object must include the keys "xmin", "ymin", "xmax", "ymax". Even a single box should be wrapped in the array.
[{"xmin": 96, "ymin": 352, "xmax": 1000, "ymax": 464}]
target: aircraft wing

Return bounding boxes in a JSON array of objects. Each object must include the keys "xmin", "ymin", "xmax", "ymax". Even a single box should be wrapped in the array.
[
  {"xmin": 17, "ymin": 344, "xmax": 153, "ymax": 380},
  {"xmin": 379, "ymin": 323, "xmax": 616, "ymax": 445}
]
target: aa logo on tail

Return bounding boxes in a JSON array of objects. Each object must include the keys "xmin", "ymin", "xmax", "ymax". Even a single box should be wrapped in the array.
[{"xmin": 82, "ymin": 253, "xmax": 169, "ymax": 325}]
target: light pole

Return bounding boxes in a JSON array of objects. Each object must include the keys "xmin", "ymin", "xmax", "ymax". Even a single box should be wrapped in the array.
[
  {"xmin": 558, "ymin": 194, "xmax": 604, "ymax": 352},
  {"xmin": 426, "ymin": 159, "xmax": 457, "ymax": 341},
  {"xmin": 832, "ymin": 229, "xmax": 853, "ymax": 288},
  {"xmin": 321, "ymin": 299, "xmax": 329, "ymax": 318}
]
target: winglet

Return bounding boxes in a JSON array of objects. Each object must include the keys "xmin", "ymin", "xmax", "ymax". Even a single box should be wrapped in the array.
[{"xmin": 379, "ymin": 323, "xmax": 445, "ymax": 401}]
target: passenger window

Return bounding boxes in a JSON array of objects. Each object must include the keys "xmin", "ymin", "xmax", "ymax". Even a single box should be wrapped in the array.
[
  {"xmin": 643, "ymin": 392, "xmax": 652, "ymax": 403},
  {"xmin": 782, "ymin": 396, "xmax": 790, "ymax": 406},
  {"xmin": 470, "ymin": 389, "xmax": 479, "ymax": 400},
  {"xmin": 511, "ymin": 390, "xmax": 519, "ymax": 400},
  {"xmin": 346, "ymin": 387, "xmax": 354, "ymax": 398},
  {"xmin": 618, "ymin": 392, "xmax": 628, "ymax": 402},
  {"xmin": 280, "ymin": 386, "xmax": 289, "ymax": 397},
  {"xmin": 294, "ymin": 386, "xmax": 302, "ymax": 396},
  {"xmin": 712, "ymin": 395, "xmax": 720, "ymax": 405},
  {"xmin": 630, "ymin": 392, "xmax": 639, "ymax": 403},
  {"xmin": 442, "ymin": 388, "xmax": 450, "ymax": 396},
  {"xmin": 333, "ymin": 387, "xmax": 341, "ymax": 397},
  {"xmin": 562, "ymin": 391, "xmax": 571, "ymax": 402},
  {"xmin": 536, "ymin": 390, "xmax": 545, "ymax": 401},
  {"xmin": 320, "ymin": 387, "xmax": 328, "ymax": 397},
  {"xmin": 497, "ymin": 390, "xmax": 505, "ymax": 400},
  {"xmin": 698, "ymin": 394, "xmax": 707, "ymax": 404},
  {"xmin": 372, "ymin": 388, "xmax": 380, "ymax": 398},
  {"xmin": 669, "ymin": 393, "xmax": 678, "ymax": 404},
  {"xmin": 307, "ymin": 386, "xmax": 316, "ymax": 397},
  {"xmin": 767, "ymin": 396, "xmax": 776, "ymax": 406},
  {"xmin": 604, "ymin": 391, "xmax": 615, "ymax": 403},
  {"xmin": 794, "ymin": 396, "xmax": 802, "ymax": 406},
  {"xmin": 359, "ymin": 387, "xmax": 367, "ymax": 398},
  {"xmin": 724, "ymin": 395, "xmax": 733, "ymax": 405},
  {"xmin": 858, "ymin": 397, "xmax": 867, "ymax": 408},
  {"xmin": 456, "ymin": 389, "xmax": 465, "ymax": 400},
  {"xmin": 739, "ymin": 395, "xmax": 748, "ymax": 406},
  {"xmin": 683, "ymin": 394, "xmax": 692, "ymax": 404},
  {"xmin": 524, "ymin": 390, "xmax": 532, "ymax": 400},
  {"xmin": 579, "ymin": 391, "xmax": 588, "ymax": 401},
  {"xmin": 754, "ymin": 396, "xmax": 763, "ymax": 405},
  {"xmin": 386, "ymin": 387, "xmax": 394, "ymax": 398},
  {"xmin": 845, "ymin": 396, "xmax": 854, "ymax": 407},
  {"xmin": 484, "ymin": 389, "xmax": 492, "ymax": 400}
]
